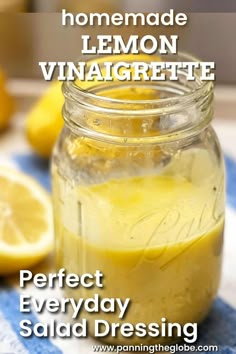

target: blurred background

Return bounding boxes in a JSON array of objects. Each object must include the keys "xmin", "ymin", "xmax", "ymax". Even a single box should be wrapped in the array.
[
  {"xmin": 0, "ymin": 0, "xmax": 236, "ymax": 85},
  {"xmin": 0, "ymin": 5, "xmax": 235, "ymax": 354},
  {"xmin": 0, "ymin": 0, "xmax": 235, "ymax": 159},
  {"xmin": 0, "ymin": 0, "xmax": 236, "ymax": 84},
  {"xmin": 1, "ymin": 0, "xmax": 236, "ymax": 12}
]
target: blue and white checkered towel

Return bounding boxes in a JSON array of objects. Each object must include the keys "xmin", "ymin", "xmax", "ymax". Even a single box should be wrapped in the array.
[{"xmin": 0, "ymin": 152, "xmax": 235, "ymax": 354}]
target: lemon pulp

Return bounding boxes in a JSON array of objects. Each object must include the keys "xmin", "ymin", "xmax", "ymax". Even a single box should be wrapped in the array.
[{"xmin": 0, "ymin": 168, "xmax": 53, "ymax": 274}]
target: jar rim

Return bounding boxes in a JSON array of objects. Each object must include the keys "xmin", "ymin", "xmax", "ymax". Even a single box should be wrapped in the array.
[
  {"xmin": 62, "ymin": 51, "xmax": 214, "ymax": 143},
  {"xmin": 62, "ymin": 51, "xmax": 213, "ymax": 115}
]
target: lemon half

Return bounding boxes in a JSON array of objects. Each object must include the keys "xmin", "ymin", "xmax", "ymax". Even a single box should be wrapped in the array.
[{"xmin": 0, "ymin": 167, "xmax": 53, "ymax": 275}]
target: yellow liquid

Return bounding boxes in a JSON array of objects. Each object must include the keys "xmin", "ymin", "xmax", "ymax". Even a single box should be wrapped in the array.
[{"xmin": 53, "ymin": 172, "xmax": 224, "ymax": 344}]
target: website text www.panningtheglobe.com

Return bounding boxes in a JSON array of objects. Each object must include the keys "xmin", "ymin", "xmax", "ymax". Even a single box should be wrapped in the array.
[{"xmin": 92, "ymin": 343, "xmax": 219, "ymax": 353}]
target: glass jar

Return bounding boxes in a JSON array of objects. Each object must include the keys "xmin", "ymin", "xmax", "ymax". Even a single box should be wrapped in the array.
[{"xmin": 52, "ymin": 53, "xmax": 225, "ymax": 345}]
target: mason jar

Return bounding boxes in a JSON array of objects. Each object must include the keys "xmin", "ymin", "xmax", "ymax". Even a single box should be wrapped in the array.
[{"xmin": 51, "ymin": 53, "xmax": 225, "ymax": 345}]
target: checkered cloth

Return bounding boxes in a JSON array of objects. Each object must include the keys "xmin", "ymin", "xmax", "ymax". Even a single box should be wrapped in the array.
[{"xmin": 0, "ymin": 149, "xmax": 235, "ymax": 354}]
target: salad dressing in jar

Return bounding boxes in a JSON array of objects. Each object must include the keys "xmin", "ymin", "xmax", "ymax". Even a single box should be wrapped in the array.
[{"xmin": 52, "ymin": 53, "xmax": 225, "ymax": 345}]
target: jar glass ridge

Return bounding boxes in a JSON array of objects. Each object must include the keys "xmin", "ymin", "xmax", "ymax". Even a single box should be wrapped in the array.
[
  {"xmin": 62, "ymin": 52, "xmax": 214, "ymax": 144},
  {"xmin": 52, "ymin": 52, "xmax": 225, "ymax": 345}
]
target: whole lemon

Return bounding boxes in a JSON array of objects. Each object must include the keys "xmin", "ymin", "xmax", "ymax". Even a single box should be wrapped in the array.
[
  {"xmin": 0, "ymin": 70, "xmax": 15, "ymax": 131},
  {"xmin": 26, "ymin": 81, "xmax": 64, "ymax": 158}
]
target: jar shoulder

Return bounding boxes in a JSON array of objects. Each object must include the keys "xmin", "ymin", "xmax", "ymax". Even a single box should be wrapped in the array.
[{"xmin": 52, "ymin": 125, "xmax": 225, "ymax": 186}]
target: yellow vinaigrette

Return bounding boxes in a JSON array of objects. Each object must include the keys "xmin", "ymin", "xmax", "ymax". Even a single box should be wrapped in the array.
[
  {"xmin": 52, "ymin": 53, "xmax": 225, "ymax": 345},
  {"xmin": 53, "ymin": 169, "xmax": 224, "ymax": 344}
]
